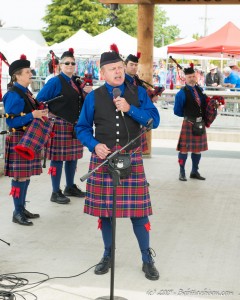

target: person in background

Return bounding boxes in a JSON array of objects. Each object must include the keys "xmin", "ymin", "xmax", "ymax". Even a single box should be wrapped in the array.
[
  {"xmin": 124, "ymin": 52, "xmax": 159, "ymax": 186},
  {"xmin": 75, "ymin": 46, "xmax": 160, "ymax": 281},
  {"xmin": 174, "ymin": 64, "xmax": 209, "ymax": 182},
  {"xmin": 3, "ymin": 54, "xmax": 48, "ymax": 225},
  {"xmin": 222, "ymin": 66, "xmax": 240, "ymax": 90},
  {"xmin": 205, "ymin": 64, "xmax": 223, "ymax": 89},
  {"xmin": 37, "ymin": 48, "xmax": 92, "ymax": 205},
  {"xmin": 45, "ymin": 58, "xmax": 60, "ymax": 84},
  {"xmin": 227, "ymin": 60, "xmax": 240, "ymax": 74}
]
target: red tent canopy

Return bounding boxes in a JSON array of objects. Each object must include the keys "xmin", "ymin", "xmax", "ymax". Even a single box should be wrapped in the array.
[{"xmin": 167, "ymin": 22, "xmax": 240, "ymax": 59}]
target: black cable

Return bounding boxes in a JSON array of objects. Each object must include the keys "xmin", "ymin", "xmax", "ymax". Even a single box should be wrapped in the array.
[{"xmin": 0, "ymin": 263, "xmax": 98, "ymax": 299}]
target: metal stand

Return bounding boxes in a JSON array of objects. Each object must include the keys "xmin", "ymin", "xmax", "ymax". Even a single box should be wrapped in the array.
[
  {"xmin": 80, "ymin": 119, "xmax": 153, "ymax": 300},
  {"xmin": 0, "ymin": 238, "xmax": 10, "ymax": 246}
]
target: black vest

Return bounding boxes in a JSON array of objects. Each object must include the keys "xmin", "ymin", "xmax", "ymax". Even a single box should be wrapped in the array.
[
  {"xmin": 58, "ymin": 75, "xmax": 83, "ymax": 124},
  {"xmin": 94, "ymin": 84, "xmax": 141, "ymax": 150},
  {"xmin": 10, "ymin": 86, "xmax": 39, "ymax": 114},
  {"xmin": 183, "ymin": 85, "xmax": 206, "ymax": 119}
]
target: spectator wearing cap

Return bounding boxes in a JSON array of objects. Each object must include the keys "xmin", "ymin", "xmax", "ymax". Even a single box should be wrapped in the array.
[
  {"xmin": 75, "ymin": 44, "xmax": 160, "ymax": 281},
  {"xmin": 3, "ymin": 54, "xmax": 48, "ymax": 225},
  {"xmin": 227, "ymin": 60, "xmax": 240, "ymax": 74},
  {"xmin": 37, "ymin": 48, "xmax": 92, "ymax": 205},
  {"xmin": 205, "ymin": 64, "xmax": 223, "ymax": 89},
  {"xmin": 174, "ymin": 64, "xmax": 209, "ymax": 182},
  {"xmin": 222, "ymin": 66, "xmax": 240, "ymax": 90}
]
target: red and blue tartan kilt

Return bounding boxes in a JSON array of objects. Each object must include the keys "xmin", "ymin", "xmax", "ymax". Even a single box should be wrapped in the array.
[
  {"xmin": 47, "ymin": 117, "xmax": 84, "ymax": 161},
  {"xmin": 140, "ymin": 128, "xmax": 148, "ymax": 153},
  {"xmin": 84, "ymin": 147, "xmax": 152, "ymax": 218},
  {"xmin": 4, "ymin": 131, "xmax": 42, "ymax": 178},
  {"xmin": 177, "ymin": 120, "xmax": 208, "ymax": 153}
]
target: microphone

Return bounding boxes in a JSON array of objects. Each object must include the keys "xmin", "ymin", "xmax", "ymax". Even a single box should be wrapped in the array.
[{"xmin": 113, "ymin": 88, "xmax": 124, "ymax": 117}]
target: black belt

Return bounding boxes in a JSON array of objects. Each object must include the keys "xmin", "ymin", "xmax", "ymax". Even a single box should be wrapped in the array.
[{"xmin": 184, "ymin": 116, "xmax": 202, "ymax": 122}]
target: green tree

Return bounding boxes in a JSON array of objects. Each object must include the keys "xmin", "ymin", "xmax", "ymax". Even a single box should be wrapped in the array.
[
  {"xmin": 154, "ymin": 6, "xmax": 180, "ymax": 47},
  {"xmin": 42, "ymin": 1, "xmax": 180, "ymax": 47},
  {"xmin": 42, "ymin": 0, "xmax": 110, "ymax": 45}
]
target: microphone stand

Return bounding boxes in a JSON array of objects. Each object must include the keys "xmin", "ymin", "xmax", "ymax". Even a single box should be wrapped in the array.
[{"xmin": 80, "ymin": 119, "xmax": 153, "ymax": 300}]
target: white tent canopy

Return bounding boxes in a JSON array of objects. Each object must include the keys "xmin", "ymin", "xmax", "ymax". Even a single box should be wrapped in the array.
[
  {"xmin": 6, "ymin": 35, "xmax": 43, "ymax": 66},
  {"xmin": 51, "ymin": 29, "xmax": 94, "ymax": 53}
]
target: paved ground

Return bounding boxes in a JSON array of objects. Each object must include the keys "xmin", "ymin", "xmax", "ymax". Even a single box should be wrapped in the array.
[{"xmin": 0, "ymin": 139, "xmax": 240, "ymax": 300}]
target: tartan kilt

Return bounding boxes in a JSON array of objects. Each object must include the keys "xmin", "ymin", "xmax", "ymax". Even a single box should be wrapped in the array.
[
  {"xmin": 140, "ymin": 128, "xmax": 148, "ymax": 152},
  {"xmin": 84, "ymin": 147, "xmax": 152, "ymax": 218},
  {"xmin": 47, "ymin": 117, "xmax": 83, "ymax": 161},
  {"xmin": 4, "ymin": 131, "xmax": 42, "ymax": 178},
  {"xmin": 177, "ymin": 120, "xmax": 208, "ymax": 153}
]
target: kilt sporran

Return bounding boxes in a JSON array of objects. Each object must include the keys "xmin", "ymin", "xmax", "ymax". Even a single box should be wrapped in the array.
[
  {"xmin": 192, "ymin": 120, "xmax": 205, "ymax": 136},
  {"xmin": 108, "ymin": 153, "xmax": 131, "ymax": 179}
]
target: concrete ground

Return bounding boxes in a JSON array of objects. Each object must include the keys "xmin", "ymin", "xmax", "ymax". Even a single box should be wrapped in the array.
[{"xmin": 0, "ymin": 139, "xmax": 240, "ymax": 300}]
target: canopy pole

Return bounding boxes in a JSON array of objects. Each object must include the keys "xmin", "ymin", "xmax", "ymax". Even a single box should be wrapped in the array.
[{"xmin": 137, "ymin": 4, "xmax": 154, "ymax": 156}]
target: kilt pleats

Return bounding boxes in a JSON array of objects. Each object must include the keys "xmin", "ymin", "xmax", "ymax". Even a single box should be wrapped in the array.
[
  {"xmin": 177, "ymin": 120, "xmax": 208, "ymax": 153},
  {"xmin": 84, "ymin": 147, "xmax": 152, "ymax": 218},
  {"xmin": 4, "ymin": 131, "xmax": 42, "ymax": 178},
  {"xmin": 47, "ymin": 117, "xmax": 83, "ymax": 161}
]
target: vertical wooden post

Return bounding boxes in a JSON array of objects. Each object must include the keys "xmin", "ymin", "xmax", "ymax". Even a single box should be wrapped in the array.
[{"xmin": 137, "ymin": 4, "xmax": 154, "ymax": 156}]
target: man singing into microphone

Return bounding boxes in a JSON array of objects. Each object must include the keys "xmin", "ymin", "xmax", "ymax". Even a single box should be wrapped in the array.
[{"xmin": 75, "ymin": 44, "xmax": 160, "ymax": 280}]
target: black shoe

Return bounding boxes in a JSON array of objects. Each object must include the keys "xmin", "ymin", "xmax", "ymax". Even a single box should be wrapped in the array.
[
  {"xmin": 23, "ymin": 208, "xmax": 40, "ymax": 219},
  {"xmin": 142, "ymin": 262, "xmax": 159, "ymax": 280},
  {"xmin": 190, "ymin": 171, "xmax": 206, "ymax": 180},
  {"xmin": 94, "ymin": 256, "xmax": 111, "ymax": 275},
  {"xmin": 12, "ymin": 213, "xmax": 33, "ymax": 226},
  {"xmin": 63, "ymin": 184, "xmax": 86, "ymax": 198},
  {"xmin": 179, "ymin": 173, "xmax": 187, "ymax": 181},
  {"xmin": 50, "ymin": 190, "xmax": 70, "ymax": 204}
]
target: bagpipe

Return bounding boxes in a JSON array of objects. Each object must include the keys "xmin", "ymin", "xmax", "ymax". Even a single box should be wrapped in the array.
[
  {"xmin": 133, "ymin": 74, "xmax": 165, "ymax": 100},
  {"xmin": 204, "ymin": 95, "xmax": 225, "ymax": 127},
  {"xmin": 2, "ymin": 95, "xmax": 64, "ymax": 163},
  {"xmin": 75, "ymin": 73, "xmax": 93, "ymax": 89},
  {"xmin": 49, "ymin": 50, "xmax": 59, "ymax": 75}
]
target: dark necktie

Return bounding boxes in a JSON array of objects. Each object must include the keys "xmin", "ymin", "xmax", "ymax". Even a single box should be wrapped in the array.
[
  {"xmin": 192, "ymin": 87, "xmax": 201, "ymax": 107},
  {"xmin": 70, "ymin": 79, "xmax": 80, "ymax": 94}
]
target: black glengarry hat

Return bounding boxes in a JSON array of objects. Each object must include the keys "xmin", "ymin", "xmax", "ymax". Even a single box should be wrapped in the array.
[
  {"xmin": 61, "ymin": 48, "xmax": 74, "ymax": 59},
  {"xmin": 183, "ymin": 62, "xmax": 195, "ymax": 75},
  {"xmin": 100, "ymin": 44, "xmax": 123, "ymax": 68},
  {"xmin": 125, "ymin": 52, "xmax": 141, "ymax": 63},
  {"xmin": 9, "ymin": 54, "xmax": 30, "ymax": 77}
]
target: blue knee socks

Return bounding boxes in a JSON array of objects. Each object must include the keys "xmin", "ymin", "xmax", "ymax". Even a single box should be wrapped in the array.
[
  {"xmin": 100, "ymin": 217, "xmax": 112, "ymax": 257},
  {"xmin": 50, "ymin": 161, "xmax": 63, "ymax": 192},
  {"xmin": 65, "ymin": 160, "xmax": 77, "ymax": 188},
  {"xmin": 10, "ymin": 180, "xmax": 27, "ymax": 215},
  {"xmin": 191, "ymin": 153, "xmax": 201, "ymax": 174},
  {"xmin": 22, "ymin": 179, "xmax": 30, "ymax": 208},
  {"xmin": 178, "ymin": 152, "xmax": 188, "ymax": 175},
  {"xmin": 131, "ymin": 217, "xmax": 151, "ymax": 263}
]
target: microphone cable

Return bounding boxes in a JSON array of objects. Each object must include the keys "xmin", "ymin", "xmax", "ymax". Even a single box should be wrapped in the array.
[{"xmin": 0, "ymin": 263, "xmax": 98, "ymax": 300}]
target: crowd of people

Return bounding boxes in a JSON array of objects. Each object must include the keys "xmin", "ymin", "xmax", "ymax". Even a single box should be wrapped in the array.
[{"xmin": 153, "ymin": 60, "xmax": 240, "ymax": 90}]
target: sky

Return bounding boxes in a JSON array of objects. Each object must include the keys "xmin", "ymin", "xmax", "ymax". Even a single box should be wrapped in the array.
[{"xmin": 1, "ymin": 1, "xmax": 240, "ymax": 39}]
